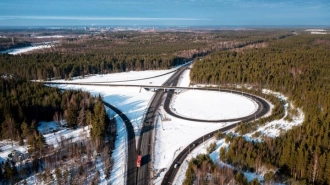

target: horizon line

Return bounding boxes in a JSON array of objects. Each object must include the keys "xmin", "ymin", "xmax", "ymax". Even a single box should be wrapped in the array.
[{"xmin": 0, "ymin": 16, "xmax": 209, "ymax": 21}]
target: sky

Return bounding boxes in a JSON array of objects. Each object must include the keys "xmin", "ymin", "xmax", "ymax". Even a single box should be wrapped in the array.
[{"xmin": 0, "ymin": 0, "xmax": 329, "ymax": 26}]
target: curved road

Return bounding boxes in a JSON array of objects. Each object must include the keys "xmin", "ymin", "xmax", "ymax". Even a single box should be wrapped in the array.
[
  {"xmin": 161, "ymin": 91, "xmax": 270, "ymax": 183},
  {"xmin": 164, "ymin": 88, "xmax": 269, "ymax": 123},
  {"xmin": 161, "ymin": 89, "xmax": 270, "ymax": 184},
  {"xmin": 47, "ymin": 63, "xmax": 270, "ymax": 185},
  {"xmin": 102, "ymin": 101, "xmax": 137, "ymax": 185}
]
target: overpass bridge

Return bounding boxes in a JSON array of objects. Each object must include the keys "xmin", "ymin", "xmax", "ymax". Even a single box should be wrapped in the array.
[{"xmin": 43, "ymin": 81, "xmax": 242, "ymax": 93}]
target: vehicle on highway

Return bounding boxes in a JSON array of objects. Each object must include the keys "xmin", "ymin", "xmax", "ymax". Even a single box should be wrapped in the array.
[{"xmin": 137, "ymin": 155, "xmax": 142, "ymax": 168}]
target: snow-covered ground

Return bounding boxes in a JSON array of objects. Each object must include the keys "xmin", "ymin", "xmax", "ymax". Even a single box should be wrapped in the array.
[
  {"xmin": 154, "ymin": 107, "xmax": 238, "ymax": 183},
  {"xmin": 0, "ymin": 140, "xmax": 29, "ymax": 164},
  {"xmin": 173, "ymin": 137, "xmax": 226, "ymax": 185},
  {"xmin": 305, "ymin": 29, "xmax": 328, "ymax": 34},
  {"xmin": 172, "ymin": 88, "xmax": 305, "ymax": 184},
  {"xmin": 173, "ymin": 136, "xmax": 265, "ymax": 184},
  {"xmin": 0, "ymin": 45, "xmax": 51, "ymax": 55},
  {"xmin": 37, "ymin": 121, "xmax": 90, "ymax": 148},
  {"xmin": 49, "ymin": 63, "xmax": 259, "ymax": 184},
  {"xmin": 109, "ymin": 111, "xmax": 127, "ymax": 185},
  {"xmin": 243, "ymin": 89, "xmax": 304, "ymax": 140},
  {"xmin": 152, "ymin": 65, "xmax": 260, "ymax": 184},
  {"xmin": 171, "ymin": 90, "xmax": 257, "ymax": 120},
  {"xmin": 53, "ymin": 85, "xmax": 154, "ymax": 143},
  {"xmin": 177, "ymin": 68, "xmax": 191, "ymax": 87},
  {"xmin": 53, "ymin": 66, "xmax": 177, "ymax": 83},
  {"xmin": 35, "ymin": 35, "xmax": 65, "ymax": 39},
  {"xmin": 50, "ymin": 67, "xmax": 184, "ymax": 185},
  {"xmin": 47, "ymin": 63, "xmax": 300, "ymax": 185},
  {"xmin": 305, "ymin": 29, "xmax": 327, "ymax": 32}
]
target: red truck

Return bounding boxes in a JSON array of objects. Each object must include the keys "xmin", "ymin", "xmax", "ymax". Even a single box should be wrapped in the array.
[{"xmin": 137, "ymin": 155, "xmax": 142, "ymax": 168}]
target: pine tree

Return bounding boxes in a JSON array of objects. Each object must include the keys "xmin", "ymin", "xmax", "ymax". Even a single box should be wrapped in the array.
[
  {"xmin": 78, "ymin": 105, "xmax": 86, "ymax": 128},
  {"xmin": 324, "ymin": 154, "xmax": 330, "ymax": 183},
  {"xmin": 250, "ymin": 178, "xmax": 260, "ymax": 185},
  {"xmin": 0, "ymin": 162, "xmax": 3, "ymax": 182},
  {"xmin": 91, "ymin": 97, "xmax": 106, "ymax": 150},
  {"xmin": 21, "ymin": 121, "xmax": 30, "ymax": 139},
  {"xmin": 4, "ymin": 161, "xmax": 13, "ymax": 181},
  {"xmin": 66, "ymin": 104, "xmax": 78, "ymax": 128}
]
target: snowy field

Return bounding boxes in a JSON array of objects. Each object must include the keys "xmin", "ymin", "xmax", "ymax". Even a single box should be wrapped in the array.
[
  {"xmin": 47, "ymin": 63, "xmax": 301, "ymax": 185},
  {"xmin": 35, "ymin": 35, "xmax": 65, "ymax": 39},
  {"xmin": 171, "ymin": 90, "xmax": 257, "ymax": 120},
  {"xmin": 172, "ymin": 88, "xmax": 305, "ymax": 184},
  {"xmin": 305, "ymin": 29, "xmax": 328, "ymax": 34},
  {"xmin": 51, "ymin": 67, "xmax": 183, "ymax": 185},
  {"xmin": 152, "ymin": 65, "xmax": 261, "ymax": 184},
  {"xmin": 153, "ymin": 108, "xmax": 237, "ymax": 184},
  {"xmin": 50, "ymin": 63, "xmax": 258, "ymax": 184},
  {"xmin": 54, "ymin": 85, "xmax": 154, "ymax": 142},
  {"xmin": 0, "ymin": 45, "xmax": 51, "ymax": 55}
]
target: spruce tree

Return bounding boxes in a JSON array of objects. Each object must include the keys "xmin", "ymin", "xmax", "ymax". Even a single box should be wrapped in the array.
[{"xmin": 66, "ymin": 104, "xmax": 78, "ymax": 128}]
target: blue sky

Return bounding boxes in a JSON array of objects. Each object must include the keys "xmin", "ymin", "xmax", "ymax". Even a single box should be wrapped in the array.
[{"xmin": 0, "ymin": 0, "xmax": 329, "ymax": 26}]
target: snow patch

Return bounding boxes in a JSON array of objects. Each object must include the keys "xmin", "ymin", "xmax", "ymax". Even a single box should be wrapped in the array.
[
  {"xmin": 172, "ymin": 90, "xmax": 257, "ymax": 120},
  {"xmin": 0, "ymin": 45, "xmax": 51, "ymax": 55},
  {"xmin": 0, "ymin": 140, "xmax": 29, "ymax": 164},
  {"xmin": 35, "ymin": 35, "xmax": 65, "ymax": 38},
  {"xmin": 38, "ymin": 121, "xmax": 90, "ymax": 148},
  {"xmin": 109, "ymin": 113, "xmax": 127, "ymax": 185},
  {"xmin": 243, "ymin": 89, "xmax": 305, "ymax": 139}
]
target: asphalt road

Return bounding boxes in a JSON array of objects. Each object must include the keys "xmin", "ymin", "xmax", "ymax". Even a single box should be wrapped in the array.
[
  {"xmin": 161, "ymin": 123, "xmax": 238, "ymax": 185},
  {"xmin": 49, "ymin": 64, "xmax": 269, "ymax": 185},
  {"xmin": 102, "ymin": 101, "xmax": 137, "ymax": 185},
  {"xmin": 161, "ymin": 93, "xmax": 270, "ymax": 184},
  {"xmin": 136, "ymin": 65, "xmax": 190, "ymax": 185}
]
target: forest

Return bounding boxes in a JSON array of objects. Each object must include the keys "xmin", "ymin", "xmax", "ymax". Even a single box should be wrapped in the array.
[
  {"xmin": 0, "ymin": 78, "xmax": 115, "ymax": 184},
  {"xmin": 0, "ymin": 29, "xmax": 302, "ymax": 184},
  {"xmin": 0, "ymin": 30, "xmax": 292, "ymax": 80},
  {"xmin": 189, "ymin": 33, "xmax": 330, "ymax": 184}
]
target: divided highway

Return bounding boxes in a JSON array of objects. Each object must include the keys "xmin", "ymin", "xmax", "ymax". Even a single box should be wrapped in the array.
[
  {"xmin": 46, "ymin": 63, "xmax": 271, "ymax": 185},
  {"xmin": 136, "ymin": 65, "xmax": 190, "ymax": 185}
]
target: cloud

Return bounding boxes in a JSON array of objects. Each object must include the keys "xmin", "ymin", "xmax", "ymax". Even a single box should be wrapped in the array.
[{"xmin": 0, "ymin": 16, "xmax": 209, "ymax": 21}]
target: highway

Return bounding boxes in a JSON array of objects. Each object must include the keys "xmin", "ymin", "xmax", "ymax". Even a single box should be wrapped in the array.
[
  {"xmin": 102, "ymin": 101, "xmax": 137, "ymax": 185},
  {"xmin": 46, "ymin": 64, "xmax": 270, "ymax": 185},
  {"xmin": 136, "ymin": 65, "xmax": 189, "ymax": 185}
]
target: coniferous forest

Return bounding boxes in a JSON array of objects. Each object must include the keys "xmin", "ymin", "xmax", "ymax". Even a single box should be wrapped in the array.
[
  {"xmin": 0, "ymin": 30, "xmax": 290, "ymax": 80},
  {"xmin": 1, "ymin": 29, "xmax": 329, "ymax": 184},
  {"xmin": 0, "ymin": 78, "xmax": 114, "ymax": 183},
  {"xmin": 190, "ymin": 33, "xmax": 330, "ymax": 184}
]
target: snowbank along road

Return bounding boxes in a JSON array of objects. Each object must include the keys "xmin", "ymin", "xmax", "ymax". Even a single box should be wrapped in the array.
[{"xmin": 102, "ymin": 101, "xmax": 137, "ymax": 185}]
